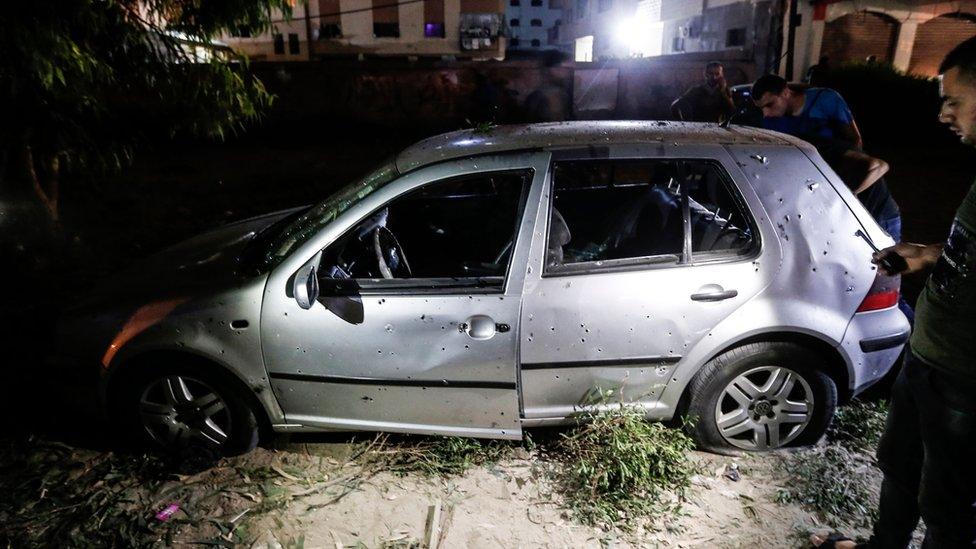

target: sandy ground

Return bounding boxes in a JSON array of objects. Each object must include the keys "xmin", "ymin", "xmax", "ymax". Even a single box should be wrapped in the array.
[{"xmin": 183, "ymin": 442, "xmax": 873, "ymax": 549}]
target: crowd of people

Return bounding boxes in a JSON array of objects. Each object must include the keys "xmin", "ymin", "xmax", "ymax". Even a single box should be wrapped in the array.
[{"xmin": 668, "ymin": 44, "xmax": 976, "ymax": 548}]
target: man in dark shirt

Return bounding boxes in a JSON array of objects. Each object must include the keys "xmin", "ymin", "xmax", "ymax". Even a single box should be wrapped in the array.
[
  {"xmin": 670, "ymin": 61, "xmax": 735, "ymax": 123},
  {"xmin": 811, "ymin": 37, "xmax": 976, "ymax": 549}
]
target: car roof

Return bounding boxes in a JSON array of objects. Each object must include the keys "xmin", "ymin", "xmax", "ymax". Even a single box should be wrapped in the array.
[{"xmin": 395, "ymin": 120, "xmax": 802, "ymax": 173}]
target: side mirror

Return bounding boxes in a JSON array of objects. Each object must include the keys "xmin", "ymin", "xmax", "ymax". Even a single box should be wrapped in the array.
[{"xmin": 293, "ymin": 251, "xmax": 322, "ymax": 310}]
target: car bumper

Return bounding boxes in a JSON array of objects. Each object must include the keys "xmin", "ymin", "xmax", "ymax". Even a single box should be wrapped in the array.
[{"xmin": 839, "ymin": 307, "xmax": 911, "ymax": 396}]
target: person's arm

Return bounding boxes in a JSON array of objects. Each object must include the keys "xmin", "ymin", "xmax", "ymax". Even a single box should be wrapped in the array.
[
  {"xmin": 844, "ymin": 119, "xmax": 864, "ymax": 150},
  {"xmin": 841, "ymin": 150, "xmax": 888, "ymax": 193},
  {"xmin": 828, "ymin": 90, "xmax": 864, "ymax": 149},
  {"xmin": 671, "ymin": 95, "xmax": 687, "ymax": 121},
  {"xmin": 873, "ymin": 243, "xmax": 943, "ymax": 275}
]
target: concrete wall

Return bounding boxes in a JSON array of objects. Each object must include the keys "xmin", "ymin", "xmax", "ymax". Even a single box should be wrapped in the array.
[{"xmin": 253, "ymin": 50, "xmax": 755, "ymax": 129}]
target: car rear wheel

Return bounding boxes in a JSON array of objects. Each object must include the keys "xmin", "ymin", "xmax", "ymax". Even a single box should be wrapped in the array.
[
  {"xmin": 685, "ymin": 342, "xmax": 837, "ymax": 454},
  {"xmin": 115, "ymin": 362, "xmax": 260, "ymax": 458}
]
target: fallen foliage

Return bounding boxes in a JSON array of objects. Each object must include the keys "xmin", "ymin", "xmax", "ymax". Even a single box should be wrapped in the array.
[{"xmin": 553, "ymin": 403, "xmax": 698, "ymax": 531}]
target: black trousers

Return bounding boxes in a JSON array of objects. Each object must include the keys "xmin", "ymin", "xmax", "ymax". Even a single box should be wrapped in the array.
[{"xmin": 867, "ymin": 349, "xmax": 976, "ymax": 548}]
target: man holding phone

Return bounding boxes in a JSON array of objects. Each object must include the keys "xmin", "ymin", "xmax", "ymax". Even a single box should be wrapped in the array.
[{"xmin": 811, "ymin": 38, "xmax": 976, "ymax": 549}]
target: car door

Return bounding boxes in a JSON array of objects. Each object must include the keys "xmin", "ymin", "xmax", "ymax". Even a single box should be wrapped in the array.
[
  {"xmin": 518, "ymin": 145, "xmax": 772, "ymax": 421},
  {"xmin": 261, "ymin": 152, "xmax": 549, "ymax": 439}
]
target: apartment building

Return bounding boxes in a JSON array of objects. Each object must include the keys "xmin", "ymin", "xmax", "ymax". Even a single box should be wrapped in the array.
[
  {"xmin": 505, "ymin": 0, "xmax": 566, "ymax": 51},
  {"xmin": 222, "ymin": 0, "xmax": 507, "ymax": 60}
]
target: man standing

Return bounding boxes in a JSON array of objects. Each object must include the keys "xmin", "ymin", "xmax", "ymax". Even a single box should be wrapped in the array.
[
  {"xmin": 811, "ymin": 37, "xmax": 976, "ymax": 549},
  {"xmin": 751, "ymin": 73, "xmax": 863, "ymax": 149},
  {"xmin": 670, "ymin": 61, "xmax": 735, "ymax": 123}
]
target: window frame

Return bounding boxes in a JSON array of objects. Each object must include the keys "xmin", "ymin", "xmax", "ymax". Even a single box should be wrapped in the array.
[
  {"xmin": 541, "ymin": 157, "xmax": 761, "ymax": 278},
  {"xmin": 318, "ymin": 168, "xmax": 535, "ymax": 296}
]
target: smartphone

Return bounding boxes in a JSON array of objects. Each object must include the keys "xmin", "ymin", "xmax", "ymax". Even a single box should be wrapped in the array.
[{"xmin": 855, "ymin": 229, "xmax": 908, "ymax": 274}]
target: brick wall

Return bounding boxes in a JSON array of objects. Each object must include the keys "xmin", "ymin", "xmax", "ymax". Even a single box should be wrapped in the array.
[
  {"xmin": 909, "ymin": 14, "xmax": 976, "ymax": 77},
  {"xmin": 822, "ymin": 11, "xmax": 898, "ymax": 65}
]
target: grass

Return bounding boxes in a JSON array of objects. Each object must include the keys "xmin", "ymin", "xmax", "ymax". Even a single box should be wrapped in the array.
[
  {"xmin": 775, "ymin": 443, "xmax": 880, "ymax": 527},
  {"xmin": 375, "ymin": 435, "xmax": 518, "ymax": 477},
  {"xmin": 827, "ymin": 399, "xmax": 888, "ymax": 452},
  {"xmin": 553, "ymin": 403, "xmax": 698, "ymax": 531},
  {"xmin": 775, "ymin": 399, "xmax": 890, "ymax": 528}
]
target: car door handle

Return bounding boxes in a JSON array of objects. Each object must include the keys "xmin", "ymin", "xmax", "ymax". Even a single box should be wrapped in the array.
[
  {"xmin": 459, "ymin": 315, "xmax": 500, "ymax": 340},
  {"xmin": 690, "ymin": 287, "xmax": 738, "ymax": 302}
]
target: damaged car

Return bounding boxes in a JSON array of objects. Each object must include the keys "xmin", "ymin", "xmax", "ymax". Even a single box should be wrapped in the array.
[{"xmin": 55, "ymin": 121, "xmax": 909, "ymax": 455}]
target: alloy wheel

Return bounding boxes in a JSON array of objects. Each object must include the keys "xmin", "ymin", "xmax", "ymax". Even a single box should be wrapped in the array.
[
  {"xmin": 714, "ymin": 366, "xmax": 814, "ymax": 450},
  {"xmin": 139, "ymin": 375, "xmax": 232, "ymax": 449}
]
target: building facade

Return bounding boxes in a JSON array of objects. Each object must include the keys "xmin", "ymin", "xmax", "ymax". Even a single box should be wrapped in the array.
[
  {"xmin": 562, "ymin": 0, "xmax": 776, "ymax": 65},
  {"xmin": 560, "ymin": 0, "xmax": 976, "ymax": 83},
  {"xmin": 787, "ymin": 0, "xmax": 976, "ymax": 80},
  {"xmin": 221, "ymin": 0, "xmax": 506, "ymax": 60},
  {"xmin": 505, "ymin": 0, "xmax": 566, "ymax": 51}
]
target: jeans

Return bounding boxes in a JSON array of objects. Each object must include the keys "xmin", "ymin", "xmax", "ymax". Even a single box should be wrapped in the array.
[
  {"xmin": 878, "ymin": 215, "xmax": 915, "ymax": 325},
  {"xmin": 867, "ymin": 349, "xmax": 976, "ymax": 548}
]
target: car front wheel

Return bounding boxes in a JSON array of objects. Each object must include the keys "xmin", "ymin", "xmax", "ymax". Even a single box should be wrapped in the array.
[
  {"xmin": 115, "ymin": 362, "xmax": 260, "ymax": 458},
  {"xmin": 685, "ymin": 342, "xmax": 837, "ymax": 454}
]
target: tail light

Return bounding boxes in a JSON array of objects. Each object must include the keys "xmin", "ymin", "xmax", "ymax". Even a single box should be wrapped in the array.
[{"xmin": 857, "ymin": 270, "xmax": 900, "ymax": 312}]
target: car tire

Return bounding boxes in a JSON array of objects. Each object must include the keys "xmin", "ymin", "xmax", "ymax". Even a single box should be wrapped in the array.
[
  {"xmin": 114, "ymin": 360, "xmax": 260, "ymax": 459},
  {"xmin": 685, "ymin": 341, "xmax": 837, "ymax": 455}
]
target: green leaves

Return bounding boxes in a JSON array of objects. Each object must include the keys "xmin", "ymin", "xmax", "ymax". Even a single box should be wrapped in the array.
[
  {"xmin": 554, "ymin": 403, "xmax": 697, "ymax": 531},
  {"xmin": 0, "ymin": 0, "xmax": 289, "ymax": 180}
]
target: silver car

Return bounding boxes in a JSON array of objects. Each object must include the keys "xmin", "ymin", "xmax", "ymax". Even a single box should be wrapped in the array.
[{"xmin": 56, "ymin": 121, "xmax": 909, "ymax": 455}]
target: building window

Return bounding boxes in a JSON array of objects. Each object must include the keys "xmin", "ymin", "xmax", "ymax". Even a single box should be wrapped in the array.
[
  {"xmin": 273, "ymin": 33, "xmax": 284, "ymax": 54},
  {"xmin": 425, "ymin": 0, "xmax": 444, "ymax": 38},
  {"xmin": 530, "ymin": 18, "xmax": 542, "ymax": 26},
  {"xmin": 672, "ymin": 36, "xmax": 685, "ymax": 52},
  {"xmin": 424, "ymin": 22, "xmax": 445, "ymax": 37},
  {"xmin": 510, "ymin": 37, "xmax": 521, "ymax": 46},
  {"xmin": 598, "ymin": 0, "xmax": 611, "ymax": 11},
  {"xmin": 576, "ymin": 0, "xmax": 587, "ymax": 19},
  {"xmin": 726, "ymin": 27, "xmax": 746, "ymax": 47},
  {"xmin": 531, "ymin": 38, "xmax": 541, "ymax": 47},
  {"xmin": 288, "ymin": 33, "xmax": 300, "ymax": 54},
  {"xmin": 531, "ymin": 0, "xmax": 543, "ymax": 5},
  {"xmin": 510, "ymin": 18, "xmax": 520, "ymax": 26},
  {"xmin": 374, "ymin": 22, "xmax": 400, "ymax": 37},
  {"xmin": 575, "ymin": 35, "xmax": 593, "ymax": 62},
  {"xmin": 510, "ymin": 0, "xmax": 520, "ymax": 5},
  {"xmin": 319, "ymin": 23, "xmax": 342, "ymax": 39},
  {"xmin": 230, "ymin": 27, "xmax": 252, "ymax": 38}
]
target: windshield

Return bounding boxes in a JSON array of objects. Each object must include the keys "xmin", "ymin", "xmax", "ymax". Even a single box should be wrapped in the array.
[{"xmin": 256, "ymin": 159, "xmax": 399, "ymax": 271}]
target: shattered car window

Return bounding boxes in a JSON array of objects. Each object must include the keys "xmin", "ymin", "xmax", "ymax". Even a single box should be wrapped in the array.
[
  {"xmin": 685, "ymin": 167, "xmax": 754, "ymax": 255},
  {"xmin": 546, "ymin": 159, "xmax": 754, "ymax": 272},
  {"xmin": 319, "ymin": 170, "xmax": 531, "ymax": 284},
  {"xmin": 547, "ymin": 160, "xmax": 684, "ymax": 270},
  {"xmin": 258, "ymin": 160, "xmax": 400, "ymax": 270}
]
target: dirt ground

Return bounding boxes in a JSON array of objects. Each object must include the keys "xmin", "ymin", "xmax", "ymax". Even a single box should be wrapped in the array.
[
  {"xmin": 241, "ymin": 445, "xmax": 841, "ymax": 549},
  {"xmin": 0, "ymin": 434, "xmax": 885, "ymax": 549}
]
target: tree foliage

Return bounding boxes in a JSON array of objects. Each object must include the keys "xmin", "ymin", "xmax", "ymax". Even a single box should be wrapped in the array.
[{"xmin": 0, "ymin": 0, "xmax": 292, "ymax": 220}]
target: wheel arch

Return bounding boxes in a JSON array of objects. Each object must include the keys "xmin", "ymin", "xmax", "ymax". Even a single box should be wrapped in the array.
[
  {"xmin": 105, "ymin": 349, "xmax": 274, "ymax": 442},
  {"xmin": 676, "ymin": 331, "xmax": 852, "ymax": 417}
]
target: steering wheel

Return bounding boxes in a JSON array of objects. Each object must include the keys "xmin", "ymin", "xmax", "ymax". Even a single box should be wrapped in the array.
[{"xmin": 373, "ymin": 226, "xmax": 412, "ymax": 279}]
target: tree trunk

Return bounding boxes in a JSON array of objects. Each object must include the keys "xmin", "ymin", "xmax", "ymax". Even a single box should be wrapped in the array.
[{"xmin": 23, "ymin": 145, "xmax": 60, "ymax": 224}]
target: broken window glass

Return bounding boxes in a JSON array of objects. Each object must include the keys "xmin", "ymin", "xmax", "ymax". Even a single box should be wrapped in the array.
[
  {"xmin": 546, "ymin": 159, "xmax": 753, "ymax": 273},
  {"xmin": 320, "ymin": 170, "xmax": 531, "ymax": 285}
]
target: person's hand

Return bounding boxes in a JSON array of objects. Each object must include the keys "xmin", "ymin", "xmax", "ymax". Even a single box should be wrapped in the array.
[{"xmin": 872, "ymin": 242, "xmax": 941, "ymax": 275}]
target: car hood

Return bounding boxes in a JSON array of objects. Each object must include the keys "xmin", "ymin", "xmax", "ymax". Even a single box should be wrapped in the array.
[{"xmin": 74, "ymin": 208, "xmax": 303, "ymax": 310}]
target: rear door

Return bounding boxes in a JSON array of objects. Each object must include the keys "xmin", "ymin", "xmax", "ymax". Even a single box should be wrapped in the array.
[
  {"xmin": 518, "ymin": 145, "xmax": 770, "ymax": 420},
  {"xmin": 261, "ymin": 153, "xmax": 549, "ymax": 438}
]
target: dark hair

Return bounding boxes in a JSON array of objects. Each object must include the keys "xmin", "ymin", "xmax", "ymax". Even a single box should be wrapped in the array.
[
  {"xmin": 705, "ymin": 61, "xmax": 724, "ymax": 70},
  {"xmin": 751, "ymin": 74, "xmax": 788, "ymax": 100},
  {"xmin": 939, "ymin": 35, "xmax": 976, "ymax": 81}
]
